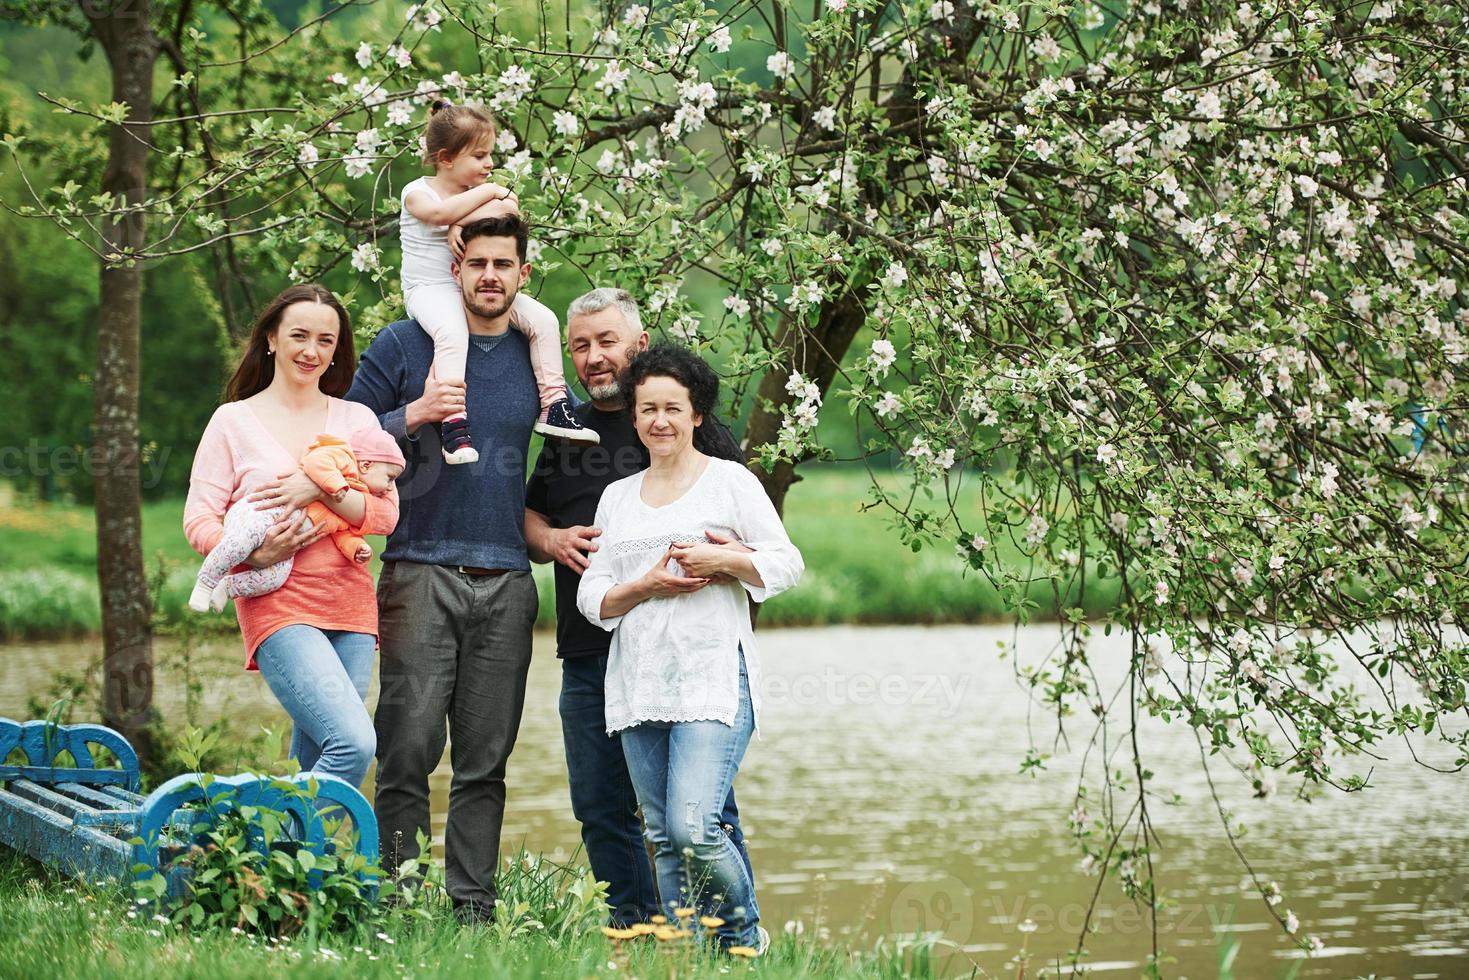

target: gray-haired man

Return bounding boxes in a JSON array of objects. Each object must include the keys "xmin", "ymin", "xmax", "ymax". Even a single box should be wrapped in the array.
[{"xmin": 522, "ymin": 288, "xmax": 753, "ymax": 924}]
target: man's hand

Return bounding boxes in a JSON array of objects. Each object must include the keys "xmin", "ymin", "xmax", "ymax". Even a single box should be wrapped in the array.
[
  {"xmin": 246, "ymin": 510, "xmax": 324, "ymax": 568},
  {"xmin": 547, "ymin": 525, "xmax": 601, "ymax": 574},
  {"xmin": 637, "ymin": 546, "xmax": 710, "ymax": 597},
  {"xmin": 406, "ymin": 365, "xmax": 467, "ymax": 432},
  {"xmin": 249, "ymin": 470, "xmax": 323, "ymax": 514}
]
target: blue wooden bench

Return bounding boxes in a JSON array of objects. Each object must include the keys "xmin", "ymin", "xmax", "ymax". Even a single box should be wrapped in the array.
[{"xmin": 0, "ymin": 717, "xmax": 379, "ymax": 898}]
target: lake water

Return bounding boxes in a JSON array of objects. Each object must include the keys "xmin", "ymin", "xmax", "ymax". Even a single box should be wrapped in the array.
[{"xmin": 2, "ymin": 624, "xmax": 1466, "ymax": 976}]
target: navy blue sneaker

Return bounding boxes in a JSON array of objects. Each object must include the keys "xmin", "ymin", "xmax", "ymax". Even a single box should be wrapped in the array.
[
  {"xmin": 440, "ymin": 414, "xmax": 479, "ymax": 464},
  {"xmin": 535, "ymin": 399, "xmax": 600, "ymax": 445}
]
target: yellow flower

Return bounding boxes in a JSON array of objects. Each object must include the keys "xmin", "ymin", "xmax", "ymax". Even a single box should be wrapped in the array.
[
  {"xmin": 699, "ymin": 916, "xmax": 725, "ymax": 928},
  {"xmin": 673, "ymin": 907, "xmax": 696, "ymax": 918},
  {"xmin": 650, "ymin": 914, "xmax": 669, "ymax": 924},
  {"xmin": 653, "ymin": 926, "xmax": 682, "ymax": 941},
  {"xmin": 630, "ymin": 923, "xmax": 656, "ymax": 935},
  {"xmin": 600, "ymin": 926, "xmax": 639, "ymax": 941},
  {"xmin": 727, "ymin": 945, "xmax": 759, "ymax": 957}
]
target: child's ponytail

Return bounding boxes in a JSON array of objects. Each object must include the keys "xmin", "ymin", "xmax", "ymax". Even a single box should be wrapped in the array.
[{"xmin": 422, "ymin": 100, "xmax": 496, "ymax": 167}]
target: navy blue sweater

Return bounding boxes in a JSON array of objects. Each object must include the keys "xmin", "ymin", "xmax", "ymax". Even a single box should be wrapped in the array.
[{"xmin": 346, "ymin": 318, "xmax": 539, "ymax": 570}]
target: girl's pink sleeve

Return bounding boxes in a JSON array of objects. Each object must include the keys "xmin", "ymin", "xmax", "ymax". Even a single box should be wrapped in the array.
[{"xmin": 183, "ymin": 409, "xmax": 236, "ymax": 557}]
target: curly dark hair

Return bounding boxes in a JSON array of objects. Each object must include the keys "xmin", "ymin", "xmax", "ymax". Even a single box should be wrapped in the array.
[{"xmin": 622, "ymin": 342, "xmax": 746, "ymax": 463}]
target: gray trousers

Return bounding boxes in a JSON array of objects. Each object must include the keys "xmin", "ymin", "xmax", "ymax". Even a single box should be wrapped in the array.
[{"xmin": 373, "ymin": 561, "xmax": 538, "ymax": 916}]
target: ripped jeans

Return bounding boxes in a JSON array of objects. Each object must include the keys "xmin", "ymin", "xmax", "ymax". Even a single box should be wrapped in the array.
[{"xmin": 619, "ymin": 651, "xmax": 758, "ymax": 948}]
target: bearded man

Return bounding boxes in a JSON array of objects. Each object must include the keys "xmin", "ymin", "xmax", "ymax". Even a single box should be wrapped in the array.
[{"xmin": 347, "ymin": 214, "xmax": 541, "ymax": 925}]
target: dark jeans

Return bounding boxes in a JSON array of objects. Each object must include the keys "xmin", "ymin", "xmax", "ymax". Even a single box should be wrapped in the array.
[
  {"xmin": 560, "ymin": 653, "xmax": 753, "ymax": 926},
  {"xmin": 373, "ymin": 561, "xmax": 538, "ymax": 920}
]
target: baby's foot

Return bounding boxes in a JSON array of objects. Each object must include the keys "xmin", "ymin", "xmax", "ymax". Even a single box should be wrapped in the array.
[
  {"xmin": 188, "ymin": 580, "xmax": 215, "ymax": 613},
  {"xmin": 209, "ymin": 578, "xmax": 230, "ymax": 612}
]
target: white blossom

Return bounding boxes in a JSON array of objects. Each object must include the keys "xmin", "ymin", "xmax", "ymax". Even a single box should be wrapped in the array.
[
  {"xmin": 767, "ymin": 51, "xmax": 796, "ymax": 80},
  {"xmin": 351, "ymin": 242, "xmax": 381, "ymax": 272},
  {"xmin": 386, "ymin": 101, "xmax": 413, "ymax": 127},
  {"xmin": 552, "ymin": 111, "xmax": 579, "ymax": 137},
  {"xmin": 708, "ymin": 25, "xmax": 732, "ymax": 53},
  {"xmin": 355, "ymin": 42, "xmax": 373, "ymax": 68},
  {"xmin": 493, "ymin": 65, "xmax": 533, "ymax": 112},
  {"xmin": 722, "ymin": 295, "xmax": 751, "ymax": 317},
  {"xmin": 869, "ymin": 338, "xmax": 897, "ymax": 371},
  {"xmin": 874, "ymin": 392, "xmax": 901, "ymax": 418},
  {"xmin": 596, "ymin": 61, "xmax": 631, "ymax": 95}
]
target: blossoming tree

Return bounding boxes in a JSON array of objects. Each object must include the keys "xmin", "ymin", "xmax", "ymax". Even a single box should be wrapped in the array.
[{"xmin": 7, "ymin": 0, "xmax": 1468, "ymax": 967}]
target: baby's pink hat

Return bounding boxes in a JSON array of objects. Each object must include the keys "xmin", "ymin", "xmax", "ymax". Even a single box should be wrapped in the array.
[{"xmin": 349, "ymin": 427, "xmax": 406, "ymax": 468}]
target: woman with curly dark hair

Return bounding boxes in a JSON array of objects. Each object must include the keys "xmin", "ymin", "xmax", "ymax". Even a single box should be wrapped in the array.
[{"xmin": 577, "ymin": 343, "xmax": 803, "ymax": 954}]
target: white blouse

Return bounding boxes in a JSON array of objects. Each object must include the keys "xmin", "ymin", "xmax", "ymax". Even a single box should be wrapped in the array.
[
  {"xmin": 399, "ymin": 177, "xmax": 455, "ymax": 291},
  {"xmin": 576, "ymin": 457, "xmax": 804, "ymax": 734}
]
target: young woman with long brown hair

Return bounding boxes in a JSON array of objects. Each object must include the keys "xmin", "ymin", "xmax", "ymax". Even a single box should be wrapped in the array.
[{"xmin": 182, "ymin": 283, "xmax": 399, "ymax": 789}]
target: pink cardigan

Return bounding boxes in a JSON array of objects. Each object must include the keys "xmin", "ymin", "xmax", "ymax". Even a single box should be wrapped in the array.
[{"xmin": 183, "ymin": 398, "xmax": 400, "ymax": 669}]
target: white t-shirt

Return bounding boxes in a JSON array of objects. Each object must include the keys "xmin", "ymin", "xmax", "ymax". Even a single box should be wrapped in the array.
[
  {"xmin": 399, "ymin": 177, "xmax": 455, "ymax": 290},
  {"xmin": 576, "ymin": 457, "xmax": 804, "ymax": 734}
]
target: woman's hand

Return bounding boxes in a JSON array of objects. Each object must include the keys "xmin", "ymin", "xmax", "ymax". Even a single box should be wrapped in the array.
[
  {"xmin": 245, "ymin": 510, "xmax": 324, "ymax": 568},
  {"xmin": 667, "ymin": 542, "xmax": 730, "ymax": 580},
  {"xmin": 639, "ymin": 546, "xmax": 711, "ymax": 597},
  {"xmin": 670, "ymin": 531, "xmax": 754, "ymax": 581},
  {"xmin": 249, "ymin": 470, "xmax": 322, "ymax": 513},
  {"xmin": 596, "ymin": 545, "xmax": 708, "ymax": 621}
]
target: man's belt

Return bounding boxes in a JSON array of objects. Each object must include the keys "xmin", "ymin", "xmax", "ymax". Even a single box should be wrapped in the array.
[{"xmin": 457, "ymin": 566, "xmax": 509, "ymax": 577}]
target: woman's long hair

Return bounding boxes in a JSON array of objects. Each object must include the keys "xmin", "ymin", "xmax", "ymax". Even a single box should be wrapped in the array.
[
  {"xmin": 622, "ymin": 343, "xmax": 747, "ymax": 463},
  {"xmin": 223, "ymin": 284, "xmax": 355, "ymax": 402}
]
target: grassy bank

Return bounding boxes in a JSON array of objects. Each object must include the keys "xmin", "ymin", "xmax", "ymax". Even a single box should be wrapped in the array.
[
  {"xmin": 0, "ymin": 467, "xmax": 1117, "ymax": 640},
  {"xmin": 0, "ymin": 847, "xmax": 952, "ymax": 980}
]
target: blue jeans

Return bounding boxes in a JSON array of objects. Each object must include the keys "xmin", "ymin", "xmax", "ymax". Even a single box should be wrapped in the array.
[
  {"xmin": 620, "ymin": 652, "xmax": 759, "ymax": 947},
  {"xmin": 255, "ymin": 625, "xmax": 376, "ymax": 789},
  {"xmin": 561, "ymin": 654, "xmax": 754, "ymax": 926}
]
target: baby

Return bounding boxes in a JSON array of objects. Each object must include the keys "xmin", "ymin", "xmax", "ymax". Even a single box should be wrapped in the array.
[{"xmin": 188, "ymin": 427, "xmax": 405, "ymax": 613}]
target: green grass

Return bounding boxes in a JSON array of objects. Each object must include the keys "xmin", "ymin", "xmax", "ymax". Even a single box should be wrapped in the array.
[
  {"xmin": 0, "ymin": 467, "xmax": 1119, "ymax": 640},
  {"xmin": 0, "ymin": 848, "xmax": 951, "ymax": 979}
]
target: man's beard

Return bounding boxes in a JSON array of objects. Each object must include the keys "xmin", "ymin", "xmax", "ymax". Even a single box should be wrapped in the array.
[
  {"xmin": 463, "ymin": 284, "xmax": 515, "ymax": 320},
  {"xmin": 586, "ymin": 379, "xmax": 622, "ymax": 402}
]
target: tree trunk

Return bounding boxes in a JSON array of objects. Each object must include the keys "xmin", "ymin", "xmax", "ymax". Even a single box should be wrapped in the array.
[
  {"xmin": 89, "ymin": 0, "xmax": 157, "ymax": 765},
  {"xmin": 741, "ymin": 292, "xmax": 868, "ymax": 517},
  {"xmin": 738, "ymin": 13, "xmax": 981, "ymax": 518}
]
